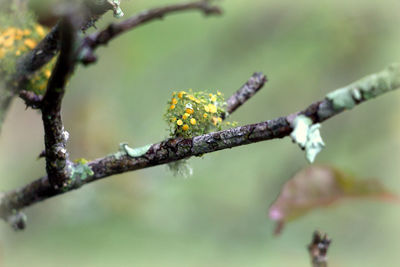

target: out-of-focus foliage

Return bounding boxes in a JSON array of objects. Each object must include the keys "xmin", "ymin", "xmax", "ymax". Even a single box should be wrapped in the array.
[{"xmin": 269, "ymin": 165, "xmax": 399, "ymax": 235}]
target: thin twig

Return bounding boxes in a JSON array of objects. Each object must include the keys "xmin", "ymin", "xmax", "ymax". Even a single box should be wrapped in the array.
[
  {"xmin": 308, "ymin": 231, "xmax": 332, "ymax": 267},
  {"xmin": 80, "ymin": 0, "xmax": 222, "ymax": 64},
  {"xmin": 225, "ymin": 72, "xmax": 267, "ymax": 115}
]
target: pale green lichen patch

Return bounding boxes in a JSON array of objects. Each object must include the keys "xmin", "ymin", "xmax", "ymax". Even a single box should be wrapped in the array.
[
  {"xmin": 290, "ymin": 115, "xmax": 325, "ymax": 163},
  {"xmin": 121, "ymin": 143, "xmax": 152, "ymax": 158},
  {"xmin": 360, "ymin": 63, "xmax": 400, "ymax": 99},
  {"xmin": 7, "ymin": 210, "xmax": 27, "ymax": 231},
  {"xmin": 70, "ymin": 159, "xmax": 94, "ymax": 181},
  {"xmin": 326, "ymin": 63, "xmax": 400, "ymax": 110},
  {"xmin": 109, "ymin": 0, "xmax": 124, "ymax": 18},
  {"xmin": 352, "ymin": 88, "xmax": 362, "ymax": 101},
  {"xmin": 113, "ymin": 150, "xmax": 125, "ymax": 160},
  {"xmin": 290, "ymin": 115, "xmax": 312, "ymax": 147},
  {"xmin": 168, "ymin": 159, "xmax": 193, "ymax": 178},
  {"xmin": 326, "ymin": 87, "xmax": 357, "ymax": 110},
  {"xmin": 305, "ymin": 124, "xmax": 325, "ymax": 163},
  {"xmin": 110, "ymin": 143, "xmax": 127, "ymax": 160}
]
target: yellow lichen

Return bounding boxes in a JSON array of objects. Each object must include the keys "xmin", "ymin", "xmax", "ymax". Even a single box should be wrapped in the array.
[
  {"xmin": 35, "ymin": 25, "xmax": 45, "ymax": 37},
  {"xmin": 208, "ymin": 104, "xmax": 217, "ymax": 113},
  {"xmin": 164, "ymin": 89, "xmax": 228, "ymax": 138},
  {"xmin": 44, "ymin": 70, "xmax": 51, "ymax": 78},
  {"xmin": 178, "ymin": 91, "xmax": 185, "ymax": 98},
  {"xmin": 0, "ymin": 18, "xmax": 55, "ymax": 95},
  {"xmin": 210, "ymin": 94, "xmax": 217, "ymax": 102},
  {"xmin": 23, "ymin": 38, "xmax": 36, "ymax": 49},
  {"xmin": 182, "ymin": 113, "xmax": 190, "ymax": 120}
]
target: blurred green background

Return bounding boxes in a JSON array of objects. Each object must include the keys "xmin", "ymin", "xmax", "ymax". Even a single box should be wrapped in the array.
[{"xmin": 1, "ymin": 0, "xmax": 400, "ymax": 266}]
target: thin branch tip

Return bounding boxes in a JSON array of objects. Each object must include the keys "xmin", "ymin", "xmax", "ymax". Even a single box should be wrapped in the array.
[
  {"xmin": 199, "ymin": 0, "xmax": 223, "ymax": 15},
  {"xmin": 81, "ymin": 0, "xmax": 223, "ymax": 65},
  {"xmin": 308, "ymin": 230, "xmax": 331, "ymax": 267}
]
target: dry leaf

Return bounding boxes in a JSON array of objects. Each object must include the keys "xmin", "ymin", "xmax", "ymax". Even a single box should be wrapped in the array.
[{"xmin": 269, "ymin": 165, "xmax": 399, "ymax": 235}]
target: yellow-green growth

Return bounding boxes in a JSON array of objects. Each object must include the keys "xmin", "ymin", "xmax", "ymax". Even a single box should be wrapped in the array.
[
  {"xmin": 164, "ymin": 89, "xmax": 228, "ymax": 138},
  {"xmin": 71, "ymin": 158, "xmax": 94, "ymax": 181},
  {"xmin": 0, "ymin": 8, "xmax": 55, "ymax": 95}
]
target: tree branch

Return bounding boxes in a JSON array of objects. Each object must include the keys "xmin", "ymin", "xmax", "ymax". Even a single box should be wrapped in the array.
[
  {"xmin": 0, "ymin": 72, "xmax": 266, "ymax": 228},
  {"xmin": 40, "ymin": 14, "xmax": 78, "ymax": 189},
  {"xmin": 80, "ymin": 0, "xmax": 222, "ymax": 64},
  {"xmin": 0, "ymin": 63, "xmax": 398, "ymax": 229},
  {"xmin": 225, "ymin": 72, "xmax": 266, "ymax": 116}
]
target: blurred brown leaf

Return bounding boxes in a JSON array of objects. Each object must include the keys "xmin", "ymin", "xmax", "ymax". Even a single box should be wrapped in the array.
[{"xmin": 269, "ymin": 165, "xmax": 399, "ymax": 235}]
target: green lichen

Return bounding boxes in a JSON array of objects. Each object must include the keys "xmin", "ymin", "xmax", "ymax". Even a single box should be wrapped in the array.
[
  {"xmin": 110, "ymin": 143, "xmax": 127, "ymax": 160},
  {"xmin": 108, "ymin": 0, "xmax": 124, "ymax": 18},
  {"xmin": 167, "ymin": 160, "xmax": 193, "ymax": 178},
  {"xmin": 326, "ymin": 87, "xmax": 357, "ymax": 110},
  {"xmin": 7, "ymin": 211, "xmax": 27, "ymax": 231},
  {"xmin": 290, "ymin": 115, "xmax": 325, "ymax": 163},
  {"xmin": 70, "ymin": 159, "xmax": 94, "ymax": 181},
  {"xmin": 305, "ymin": 124, "xmax": 325, "ymax": 163},
  {"xmin": 290, "ymin": 115, "xmax": 312, "ymax": 148},
  {"xmin": 113, "ymin": 150, "xmax": 125, "ymax": 160},
  {"xmin": 121, "ymin": 143, "xmax": 151, "ymax": 158},
  {"xmin": 359, "ymin": 63, "xmax": 400, "ymax": 99},
  {"xmin": 327, "ymin": 63, "xmax": 400, "ymax": 110}
]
